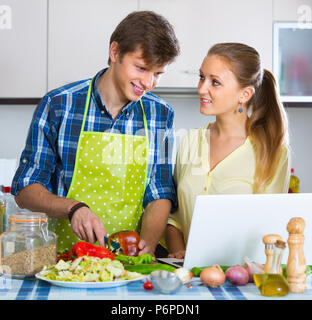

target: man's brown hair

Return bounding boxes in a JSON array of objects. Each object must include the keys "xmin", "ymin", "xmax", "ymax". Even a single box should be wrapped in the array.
[{"xmin": 108, "ymin": 11, "xmax": 180, "ymax": 66}]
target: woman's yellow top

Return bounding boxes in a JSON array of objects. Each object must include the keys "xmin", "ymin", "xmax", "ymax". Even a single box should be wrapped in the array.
[{"xmin": 168, "ymin": 126, "xmax": 291, "ymax": 245}]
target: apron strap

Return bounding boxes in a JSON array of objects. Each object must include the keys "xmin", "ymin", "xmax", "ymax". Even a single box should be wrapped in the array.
[
  {"xmin": 139, "ymin": 99, "xmax": 149, "ymax": 190},
  {"xmin": 81, "ymin": 78, "xmax": 93, "ymax": 133},
  {"xmin": 139, "ymin": 99, "xmax": 149, "ymax": 149}
]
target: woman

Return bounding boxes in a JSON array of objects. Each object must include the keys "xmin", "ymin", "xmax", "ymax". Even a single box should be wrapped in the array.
[{"xmin": 165, "ymin": 43, "xmax": 290, "ymax": 258}]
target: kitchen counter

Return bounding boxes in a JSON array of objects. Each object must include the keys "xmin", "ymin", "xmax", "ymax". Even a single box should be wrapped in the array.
[{"xmin": 1, "ymin": 277, "xmax": 312, "ymax": 300}]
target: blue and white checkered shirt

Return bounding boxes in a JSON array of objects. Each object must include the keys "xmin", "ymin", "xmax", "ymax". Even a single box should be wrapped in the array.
[{"xmin": 11, "ymin": 69, "xmax": 177, "ymax": 210}]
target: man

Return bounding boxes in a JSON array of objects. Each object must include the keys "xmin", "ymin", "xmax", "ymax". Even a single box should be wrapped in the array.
[{"xmin": 11, "ymin": 11, "xmax": 180, "ymax": 256}]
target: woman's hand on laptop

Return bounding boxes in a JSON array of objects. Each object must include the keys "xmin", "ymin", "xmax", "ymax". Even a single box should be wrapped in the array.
[{"xmin": 168, "ymin": 250, "xmax": 186, "ymax": 259}]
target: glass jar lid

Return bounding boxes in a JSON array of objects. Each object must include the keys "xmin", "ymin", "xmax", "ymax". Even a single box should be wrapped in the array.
[{"xmin": 8, "ymin": 212, "xmax": 48, "ymax": 223}]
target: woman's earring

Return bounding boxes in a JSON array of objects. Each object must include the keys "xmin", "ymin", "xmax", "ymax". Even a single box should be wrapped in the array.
[{"xmin": 238, "ymin": 103, "xmax": 243, "ymax": 113}]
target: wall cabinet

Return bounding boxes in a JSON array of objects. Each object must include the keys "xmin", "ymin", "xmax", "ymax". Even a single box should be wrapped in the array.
[
  {"xmin": 48, "ymin": 0, "xmax": 273, "ymax": 90},
  {"xmin": 48, "ymin": 0, "xmax": 137, "ymax": 91},
  {"xmin": 273, "ymin": 22, "xmax": 312, "ymax": 102},
  {"xmin": 2, "ymin": 0, "xmax": 310, "ymax": 98},
  {"xmin": 0, "ymin": 0, "xmax": 47, "ymax": 98},
  {"xmin": 139, "ymin": 0, "xmax": 273, "ymax": 88}
]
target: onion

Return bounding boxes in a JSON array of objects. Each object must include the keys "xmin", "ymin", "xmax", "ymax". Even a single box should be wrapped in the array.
[
  {"xmin": 225, "ymin": 265, "xmax": 249, "ymax": 286},
  {"xmin": 200, "ymin": 264, "xmax": 226, "ymax": 288}
]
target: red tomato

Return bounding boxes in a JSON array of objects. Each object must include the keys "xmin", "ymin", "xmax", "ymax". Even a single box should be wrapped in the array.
[{"xmin": 143, "ymin": 281, "xmax": 154, "ymax": 290}]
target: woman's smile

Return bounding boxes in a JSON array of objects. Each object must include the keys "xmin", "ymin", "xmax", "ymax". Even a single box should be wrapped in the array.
[{"xmin": 200, "ymin": 98, "xmax": 212, "ymax": 105}]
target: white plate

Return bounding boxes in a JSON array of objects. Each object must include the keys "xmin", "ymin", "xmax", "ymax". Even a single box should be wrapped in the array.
[{"xmin": 35, "ymin": 274, "xmax": 146, "ymax": 289}]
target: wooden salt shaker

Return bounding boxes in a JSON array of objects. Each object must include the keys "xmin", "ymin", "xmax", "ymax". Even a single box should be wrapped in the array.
[
  {"xmin": 286, "ymin": 217, "xmax": 306, "ymax": 293},
  {"xmin": 263, "ymin": 234, "xmax": 282, "ymax": 274}
]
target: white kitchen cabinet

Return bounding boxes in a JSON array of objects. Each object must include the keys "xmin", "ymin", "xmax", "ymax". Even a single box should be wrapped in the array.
[
  {"xmin": 48, "ymin": 0, "xmax": 137, "ymax": 91},
  {"xmin": 0, "ymin": 0, "xmax": 47, "ymax": 97},
  {"xmin": 139, "ymin": 0, "xmax": 273, "ymax": 88}
]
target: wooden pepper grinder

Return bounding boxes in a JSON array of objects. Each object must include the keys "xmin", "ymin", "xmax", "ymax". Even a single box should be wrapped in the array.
[
  {"xmin": 263, "ymin": 234, "xmax": 282, "ymax": 274},
  {"xmin": 286, "ymin": 217, "xmax": 306, "ymax": 293}
]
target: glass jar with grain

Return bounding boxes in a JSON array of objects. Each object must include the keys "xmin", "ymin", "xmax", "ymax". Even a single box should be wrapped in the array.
[{"xmin": 0, "ymin": 212, "xmax": 57, "ymax": 277}]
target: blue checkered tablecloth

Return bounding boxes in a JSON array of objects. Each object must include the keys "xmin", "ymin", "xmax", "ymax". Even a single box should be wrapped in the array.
[{"xmin": 1, "ymin": 277, "xmax": 312, "ymax": 300}]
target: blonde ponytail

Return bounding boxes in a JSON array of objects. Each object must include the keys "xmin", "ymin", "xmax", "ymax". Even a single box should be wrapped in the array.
[{"xmin": 247, "ymin": 69, "xmax": 288, "ymax": 192}]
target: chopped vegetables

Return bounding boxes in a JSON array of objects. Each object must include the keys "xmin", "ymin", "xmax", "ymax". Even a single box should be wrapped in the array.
[
  {"xmin": 57, "ymin": 249, "xmax": 76, "ymax": 262},
  {"xmin": 38, "ymin": 256, "xmax": 142, "ymax": 282}
]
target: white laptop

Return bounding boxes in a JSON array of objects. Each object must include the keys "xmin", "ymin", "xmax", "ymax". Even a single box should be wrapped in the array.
[{"xmin": 158, "ymin": 193, "xmax": 312, "ymax": 270}]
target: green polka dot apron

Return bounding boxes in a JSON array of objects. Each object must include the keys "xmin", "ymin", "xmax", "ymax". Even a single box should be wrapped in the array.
[{"xmin": 55, "ymin": 79, "xmax": 149, "ymax": 252}]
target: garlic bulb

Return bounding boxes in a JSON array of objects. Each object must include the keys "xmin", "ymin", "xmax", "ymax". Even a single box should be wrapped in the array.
[{"xmin": 174, "ymin": 267, "xmax": 193, "ymax": 283}]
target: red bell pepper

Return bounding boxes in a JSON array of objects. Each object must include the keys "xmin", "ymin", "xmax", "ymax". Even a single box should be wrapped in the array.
[
  {"xmin": 72, "ymin": 242, "xmax": 114, "ymax": 260},
  {"xmin": 108, "ymin": 230, "xmax": 140, "ymax": 256}
]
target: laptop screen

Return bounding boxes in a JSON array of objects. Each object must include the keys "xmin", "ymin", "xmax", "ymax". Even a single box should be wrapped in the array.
[{"xmin": 183, "ymin": 193, "xmax": 312, "ymax": 270}]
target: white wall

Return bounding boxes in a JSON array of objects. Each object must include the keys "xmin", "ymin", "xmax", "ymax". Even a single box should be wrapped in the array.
[{"xmin": 0, "ymin": 100, "xmax": 311, "ymax": 192}]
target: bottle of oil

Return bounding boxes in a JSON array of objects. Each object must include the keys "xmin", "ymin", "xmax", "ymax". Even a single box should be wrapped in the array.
[
  {"xmin": 288, "ymin": 168, "xmax": 299, "ymax": 193},
  {"xmin": 259, "ymin": 240, "xmax": 289, "ymax": 297}
]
